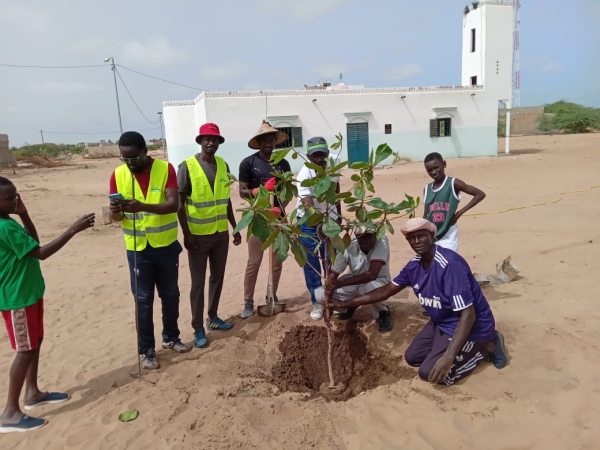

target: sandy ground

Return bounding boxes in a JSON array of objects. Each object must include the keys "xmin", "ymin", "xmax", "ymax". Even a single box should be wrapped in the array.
[{"xmin": 0, "ymin": 133, "xmax": 599, "ymax": 449}]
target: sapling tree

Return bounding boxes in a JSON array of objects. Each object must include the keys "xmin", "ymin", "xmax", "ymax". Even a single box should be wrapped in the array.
[{"xmin": 231, "ymin": 134, "xmax": 419, "ymax": 390}]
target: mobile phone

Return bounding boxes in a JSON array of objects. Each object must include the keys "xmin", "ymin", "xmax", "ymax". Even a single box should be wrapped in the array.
[{"xmin": 109, "ymin": 193, "xmax": 126, "ymax": 205}]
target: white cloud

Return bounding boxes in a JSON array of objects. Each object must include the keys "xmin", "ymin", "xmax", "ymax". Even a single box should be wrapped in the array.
[
  {"xmin": 523, "ymin": 57, "xmax": 562, "ymax": 74},
  {"xmin": 257, "ymin": 0, "xmax": 350, "ymax": 19},
  {"xmin": 311, "ymin": 63, "xmax": 348, "ymax": 80},
  {"xmin": 0, "ymin": 1, "xmax": 51, "ymax": 32},
  {"xmin": 386, "ymin": 64, "xmax": 424, "ymax": 80},
  {"xmin": 199, "ymin": 63, "xmax": 247, "ymax": 82},
  {"xmin": 29, "ymin": 81, "xmax": 103, "ymax": 95},
  {"xmin": 76, "ymin": 36, "xmax": 188, "ymax": 67}
]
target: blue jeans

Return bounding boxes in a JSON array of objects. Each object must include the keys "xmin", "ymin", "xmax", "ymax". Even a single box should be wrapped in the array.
[
  {"xmin": 299, "ymin": 223, "xmax": 328, "ymax": 304},
  {"xmin": 126, "ymin": 241, "xmax": 183, "ymax": 355}
]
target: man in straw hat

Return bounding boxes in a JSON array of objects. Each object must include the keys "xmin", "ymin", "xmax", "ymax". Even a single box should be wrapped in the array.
[
  {"xmin": 327, "ymin": 218, "xmax": 507, "ymax": 385},
  {"xmin": 314, "ymin": 224, "xmax": 393, "ymax": 332},
  {"xmin": 238, "ymin": 120, "xmax": 291, "ymax": 319},
  {"xmin": 177, "ymin": 123, "xmax": 241, "ymax": 349}
]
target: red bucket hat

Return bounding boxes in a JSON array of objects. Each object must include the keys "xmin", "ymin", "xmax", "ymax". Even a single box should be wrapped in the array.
[{"xmin": 195, "ymin": 123, "xmax": 225, "ymax": 145}]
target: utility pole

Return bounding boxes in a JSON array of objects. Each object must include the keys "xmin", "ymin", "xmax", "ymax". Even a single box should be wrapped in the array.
[
  {"xmin": 157, "ymin": 112, "xmax": 166, "ymax": 157},
  {"xmin": 104, "ymin": 57, "xmax": 123, "ymax": 135},
  {"xmin": 40, "ymin": 130, "xmax": 45, "ymax": 147}
]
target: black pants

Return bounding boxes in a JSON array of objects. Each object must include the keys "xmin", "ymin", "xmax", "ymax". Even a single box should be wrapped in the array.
[
  {"xmin": 404, "ymin": 320, "xmax": 489, "ymax": 385},
  {"xmin": 126, "ymin": 241, "xmax": 183, "ymax": 356},
  {"xmin": 188, "ymin": 234, "xmax": 229, "ymax": 331}
]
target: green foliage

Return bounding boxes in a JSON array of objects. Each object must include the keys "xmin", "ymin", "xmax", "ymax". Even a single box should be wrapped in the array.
[
  {"xmin": 232, "ymin": 132, "xmax": 420, "ymax": 275},
  {"xmin": 539, "ymin": 100, "xmax": 600, "ymax": 134},
  {"xmin": 148, "ymin": 144, "xmax": 161, "ymax": 151}
]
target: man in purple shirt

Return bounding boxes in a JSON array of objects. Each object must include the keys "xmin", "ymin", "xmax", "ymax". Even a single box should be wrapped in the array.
[{"xmin": 326, "ymin": 218, "xmax": 507, "ymax": 385}]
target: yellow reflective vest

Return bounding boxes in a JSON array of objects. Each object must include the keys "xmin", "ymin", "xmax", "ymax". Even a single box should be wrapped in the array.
[
  {"xmin": 115, "ymin": 160, "xmax": 178, "ymax": 251},
  {"xmin": 184, "ymin": 155, "xmax": 230, "ymax": 235}
]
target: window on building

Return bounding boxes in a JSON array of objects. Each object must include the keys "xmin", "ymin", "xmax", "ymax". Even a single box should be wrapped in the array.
[
  {"xmin": 275, "ymin": 127, "xmax": 303, "ymax": 148},
  {"xmin": 385, "ymin": 124, "xmax": 392, "ymax": 134},
  {"xmin": 470, "ymin": 28, "xmax": 476, "ymax": 52},
  {"xmin": 470, "ymin": 76, "xmax": 478, "ymax": 86},
  {"xmin": 430, "ymin": 118, "xmax": 452, "ymax": 138}
]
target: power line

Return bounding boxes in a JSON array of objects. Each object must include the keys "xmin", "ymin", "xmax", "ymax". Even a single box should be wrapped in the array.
[
  {"xmin": 114, "ymin": 67, "xmax": 160, "ymax": 125},
  {"xmin": 42, "ymin": 127, "xmax": 161, "ymax": 135},
  {"xmin": 116, "ymin": 64, "xmax": 204, "ymax": 91},
  {"xmin": 0, "ymin": 63, "xmax": 105, "ymax": 69}
]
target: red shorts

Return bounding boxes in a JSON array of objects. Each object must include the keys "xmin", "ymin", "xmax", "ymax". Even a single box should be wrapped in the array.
[{"xmin": 2, "ymin": 299, "xmax": 44, "ymax": 352}]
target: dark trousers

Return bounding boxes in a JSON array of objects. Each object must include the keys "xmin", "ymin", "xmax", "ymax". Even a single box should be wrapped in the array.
[
  {"xmin": 188, "ymin": 234, "xmax": 229, "ymax": 331},
  {"xmin": 126, "ymin": 241, "xmax": 182, "ymax": 356},
  {"xmin": 299, "ymin": 223, "xmax": 328, "ymax": 305},
  {"xmin": 404, "ymin": 320, "xmax": 489, "ymax": 385}
]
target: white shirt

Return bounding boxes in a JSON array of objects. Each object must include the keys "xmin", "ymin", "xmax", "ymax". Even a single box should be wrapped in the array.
[
  {"xmin": 295, "ymin": 157, "xmax": 340, "ymax": 220},
  {"xmin": 331, "ymin": 236, "xmax": 391, "ymax": 283}
]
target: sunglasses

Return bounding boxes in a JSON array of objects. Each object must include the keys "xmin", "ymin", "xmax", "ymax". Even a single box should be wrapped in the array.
[{"xmin": 119, "ymin": 154, "xmax": 144, "ymax": 163}]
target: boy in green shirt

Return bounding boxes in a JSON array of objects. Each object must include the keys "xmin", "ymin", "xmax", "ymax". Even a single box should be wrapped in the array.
[{"xmin": 0, "ymin": 176, "xmax": 94, "ymax": 433}]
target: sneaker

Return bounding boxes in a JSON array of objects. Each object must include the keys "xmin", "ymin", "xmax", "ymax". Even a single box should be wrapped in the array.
[
  {"xmin": 240, "ymin": 300, "xmax": 255, "ymax": 319},
  {"xmin": 377, "ymin": 308, "xmax": 393, "ymax": 333},
  {"xmin": 0, "ymin": 415, "xmax": 47, "ymax": 434},
  {"xmin": 206, "ymin": 317, "xmax": 233, "ymax": 331},
  {"xmin": 162, "ymin": 340, "xmax": 192, "ymax": 353},
  {"xmin": 310, "ymin": 303, "xmax": 324, "ymax": 320},
  {"xmin": 140, "ymin": 352, "xmax": 159, "ymax": 370},
  {"xmin": 194, "ymin": 330, "xmax": 208, "ymax": 348},
  {"xmin": 24, "ymin": 392, "xmax": 70, "ymax": 411},
  {"xmin": 338, "ymin": 307, "xmax": 357, "ymax": 321},
  {"xmin": 491, "ymin": 330, "xmax": 507, "ymax": 368}
]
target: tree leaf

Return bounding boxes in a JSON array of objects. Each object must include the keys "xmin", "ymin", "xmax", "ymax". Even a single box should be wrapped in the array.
[
  {"xmin": 350, "ymin": 161, "xmax": 369, "ymax": 170},
  {"xmin": 376, "ymin": 222, "xmax": 386, "ymax": 240},
  {"xmin": 261, "ymin": 231, "xmax": 279, "ymax": 251},
  {"xmin": 251, "ymin": 214, "xmax": 270, "ymax": 242},
  {"xmin": 276, "ymin": 234, "xmax": 289, "ymax": 262},
  {"xmin": 343, "ymin": 196, "xmax": 358, "ymax": 204},
  {"xmin": 314, "ymin": 175, "xmax": 332, "ymax": 197},
  {"xmin": 322, "ymin": 216, "xmax": 342, "ymax": 239},
  {"xmin": 374, "ymin": 143, "xmax": 393, "ymax": 166},
  {"xmin": 233, "ymin": 210, "xmax": 255, "ymax": 234},
  {"xmin": 271, "ymin": 148, "xmax": 291, "ymax": 165},
  {"xmin": 356, "ymin": 206, "xmax": 367, "ymax": 222},
  {"xmin": 342, "ymin": 232, "xmax": 352, "ymax": 248},
  {"xmin": 300, "ymin": 177, "xmax": 319, "ymax": 187},
  {"xmin": 350, "ymin": 174, "xmax": 361, "ymax": 182},
  {"xmin": 367, "ymin": 198, "xmax": 389, "ymax": 209},
  {"xmin": 331, "ymin": 160, "xmax": 349, "ymax": 172},
  {"xmin": 292, "ymin": 152, "xmax": 298, "ymax": 159},
  {"xmin": 305, "ymin": 162, "xmax": 324, "ymax": 173},
  {"xmin": 336, "ymin": 192, "xmax": 352, "ymax": 199},
  {"xmin": 331, "ymin": 235, "xmax": 346, "ymax": 254},
  {"xmin": 354, "ymin": 181, "xmax": 365, "ymax": 200},
  {"xmin": 306, "ymin": 212, "xmax": 325, "ymax": 227},
  {"xmin": 367, "ymin": 210, "xmax": 383, "ymax": 220},
  {"xmin": 385, "ymin": 219, "xmax": 395, "ymax": 235},
  {"xmin": 118, "ymin": 410, "xmax": 139, "ymax": 423},
  {"xmin": 290, "ymin": 240, "xmax": 308, "ymax": 266},
  {"xmin": 324, "ymin": 183, "xmax": 338, "ymax": 205}
]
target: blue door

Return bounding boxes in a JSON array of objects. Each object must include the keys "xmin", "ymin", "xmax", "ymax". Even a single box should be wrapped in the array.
[{"xmin": 346, "ymin": 122, "xmax": 369, "ymax": 165}]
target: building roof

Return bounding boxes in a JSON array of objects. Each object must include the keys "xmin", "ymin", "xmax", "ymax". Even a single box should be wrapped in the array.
[{"xmin": 163, "ymin": 85, "xmax": 483, "ymax": 108}]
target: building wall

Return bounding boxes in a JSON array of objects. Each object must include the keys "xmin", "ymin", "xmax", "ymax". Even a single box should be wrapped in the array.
[
  {"xmin": 162, "ymin": 101, "xmax": 197, "ymax": 171},
  {"xmin": 462, "ymin": 2, "xmax": 513, "ymax": 104},
  {"xmin": 164, "ymin": 87, "xmax": 497, "ymax": 174},
  {"xmin": 499, "ymin": 106, "xmax": 545, "ymax": 135},
  {"xmin": 88, "ymin": 144, "xmax": 120, "ymax": 157}
]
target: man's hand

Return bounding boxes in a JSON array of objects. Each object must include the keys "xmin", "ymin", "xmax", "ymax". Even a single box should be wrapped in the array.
[
  {"xmin": 183, "ymin": 234, "xmax": 198, "ymax": 253},
  {"xmin": 121, "ymin": 200, "xmax": 144, "ymax": 213},
  {"xmin": 67, "ymin": 213, "xmax": 96, "ymax": 234},
  {"xmin": 233, "ymin": 232, "xmax": 242, "ymax": 246},
  {"xmin": 450, "ymin": 211, "xmax": 463, "ymax": 225},
  {"xmin": 325, "ymin": 280, "xmax": 340, "ymax": 297},
  {"xmin": 14, "ymin": 195, "xmax": 28, "ymax": 216},
  {"xmin": 428, "ymin": 354, "xmax": 455, "ymax": 384}
]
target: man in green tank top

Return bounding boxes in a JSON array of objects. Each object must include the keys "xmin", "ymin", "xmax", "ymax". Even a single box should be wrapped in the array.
[{"xmin": 422, "ymin": 152, "xmax": 486, "ymax": 253}]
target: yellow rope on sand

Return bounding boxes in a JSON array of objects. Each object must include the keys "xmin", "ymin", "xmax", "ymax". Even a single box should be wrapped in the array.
[{"xmin": 342, "ymin": 184, "xmax": 600, "ymax": 221}]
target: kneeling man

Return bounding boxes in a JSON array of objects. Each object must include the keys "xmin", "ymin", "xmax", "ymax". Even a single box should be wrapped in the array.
[
  {"xmin": 315, "ymin": 225, "xmax": 392, "ymax": 333},
  {"xmin": 327, "ymin": 218, "xmax": 507, "ymax": 385}
]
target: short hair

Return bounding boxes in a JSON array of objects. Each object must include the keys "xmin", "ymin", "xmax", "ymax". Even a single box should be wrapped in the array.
[
  {"xmin": 424, "ymin": 152, "xmax": 444, "ymax": 164},
  {"xmin": 118, "ymin": 131, "xmax": 146, "ymax": 150},
  {"xmin": 0, "ymin": 176, "xmax": 14, "ymax": 187}
]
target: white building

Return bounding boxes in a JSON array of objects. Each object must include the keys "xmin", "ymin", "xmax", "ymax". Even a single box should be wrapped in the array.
[{"xmin": 163, "ymin": 1, "xmax": 514, "ymax": 173}]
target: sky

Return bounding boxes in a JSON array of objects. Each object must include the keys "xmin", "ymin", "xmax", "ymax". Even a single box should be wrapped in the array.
[{"xmin": 1, "ymin": 0, "xmax": 599, "ymax": 147}]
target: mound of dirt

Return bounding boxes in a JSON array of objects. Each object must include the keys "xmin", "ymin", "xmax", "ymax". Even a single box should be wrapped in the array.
[{"xmin": 270, "ymin": 323, "xmax": 415, "ymax": 400}]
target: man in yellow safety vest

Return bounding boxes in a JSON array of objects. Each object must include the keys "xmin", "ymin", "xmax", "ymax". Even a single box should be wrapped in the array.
[
  {"xmin": 109, "ymin": 131, "xmax": 191, "ymax": 371},
  {"xmin": 177, "ymin": 123, "xmax": 241, "ymax": 349}
]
